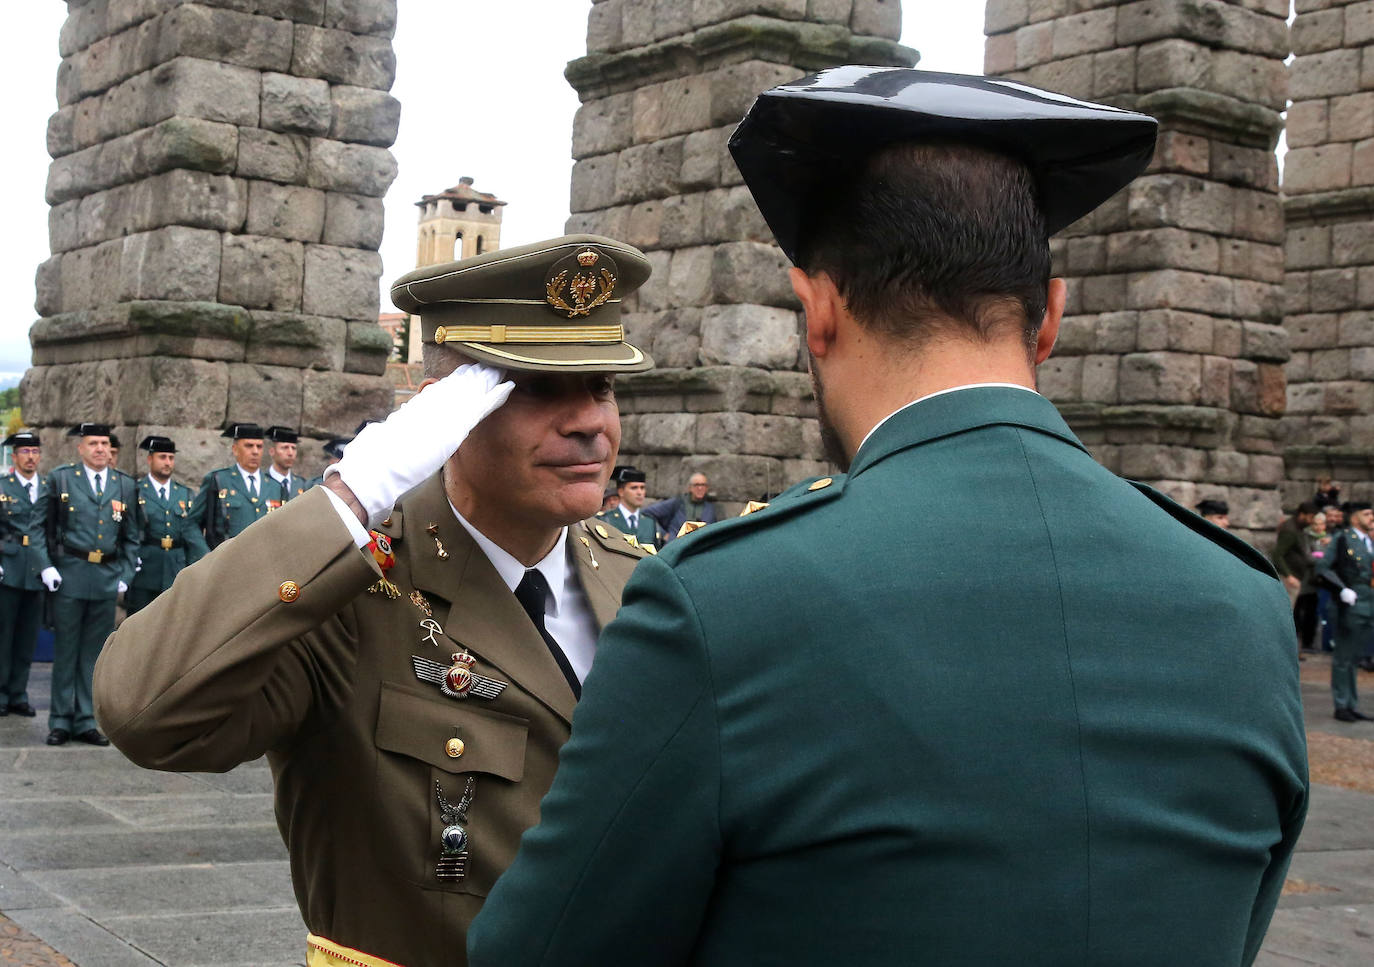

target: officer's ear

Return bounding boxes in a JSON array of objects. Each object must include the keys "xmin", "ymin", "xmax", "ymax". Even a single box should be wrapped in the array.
[
  {"xmin": 792, "ymin": 268, "xmax": 841, "ymax": 359},
  {"xmin": 1033, "ymin": 278, "xmax": 1067, "ymax": 365},
  {"xmin": 417, "ymin": 377, "xmax": 439, "ymax": 393}
]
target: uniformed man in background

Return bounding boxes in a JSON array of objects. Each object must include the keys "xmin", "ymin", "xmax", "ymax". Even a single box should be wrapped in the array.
[
  {"xmin": 192, "ymin": 423, "xmax": 286, "ymax": 548},
  {"xmin": 126, "ymin": 436, "xmax": 208, "ymax": 616},
  {"xmin": 469, "ymin": 69, "xmax": 1307, "ymax": 967},
  {"xmin": 595, "ymin": 467, "xmax": 658, "ymax": 548},
  {"xmin": 304, "ymin": 437, "xmax": 349, "ymax": 491},
  {"xmin": 266, "ymin": 426, "xmax": 303, "ymax": 500},
  {"xmin": 1316, "ymin": 500, "xmax": 1374, "ymax": 723},
  {"xmin": 36, "ymin": 423, "xmax": 139, "ymax": 746},
  {"xmin": 95, "ymin": 235, "xmax": 656, "ymax": 967},
  {"xmin": 0, "ymin": 430, "xmax": 46, "ymax": 718}
]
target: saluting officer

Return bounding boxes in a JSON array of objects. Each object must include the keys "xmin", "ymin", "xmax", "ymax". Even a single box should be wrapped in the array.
[
  {"xmin": 0, "ymin": 430, "xmax": 47, "ymax": 718},
  {"xmin": 35, "ymin": 423, "xmax": 139, "ymax": 747},
  {"xmin": 96, "ymin": 235, "xmax": 657, "ymax": 967},
  {"xmin": 191, "ymin": 423, "xmax": 286, "ymax": 548},
  {"xmin": 265, "ymin": 426, "xmax": 304, "ymax": 500},
  {"xmin": 127, "ymin": 436, "xmax": 208, "ymax": 616}
]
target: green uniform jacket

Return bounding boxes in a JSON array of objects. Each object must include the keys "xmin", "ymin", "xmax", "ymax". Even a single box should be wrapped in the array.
[
  {"xmin": 1315, "ymin": 527, "xmax": 1374, "ymax": 624},
  {"xmin": 131, "ymin": 477, "xmax": 209, "ymax": 594},
  {"xmin": 36, "ymin": 464, "xmax": 140, "ymax": 599},
  {"xmin": 191, "ymin": 467, "xmax": 287, "ymax": 549},
  {"xmin": 0, "ymin": 472, "xmax": 46, "ymax": 591},
  {"xmin": 595, "ymin": 505, "xmax": 659, "ymax": 547},
  {"xmin": 469, "ymin": 387, "xmax": 1309, "ymax": 967},
  {"xmin": 93, "ymin": 476, "xmax": 648, "ymax": 967},
  {"xmin": 270, "ymin": 471, "xmax": 306, "ymax": 501}
]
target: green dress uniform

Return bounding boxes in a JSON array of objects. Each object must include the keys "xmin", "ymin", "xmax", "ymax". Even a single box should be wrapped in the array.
[
  {"xmin": 594, "ymin": 505, "xmax": 658, "ymax": 548},
  {"xmin": 36, "ymin": 462, "xmax": 139, "ymax": 734},
  {"xmin": 468, "ymin": 388, "xmax": 1309, "ymax": 967},
  {"xmin": 1315, "ymin": 523, "xmax": 1374, "ymax": 715},
  {"xmin": 93, "ymin": 479, "xmax": 647, "ymax": 967},
  {"xmin": 191, "ymin": 467, "xmax": 287, "ymax": 549},
  {"xmin": 0, "ymin": 468, "xmax": 47, "ymax": 713},
  {"xmin": 127, "ymin": 476, "xmax": 209, "ymax": 615}
]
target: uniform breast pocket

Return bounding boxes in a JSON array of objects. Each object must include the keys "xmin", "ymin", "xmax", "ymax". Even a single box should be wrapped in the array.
[{"xmin": 373, "ymin": 681, "xmax": 529, "ymax": 897}]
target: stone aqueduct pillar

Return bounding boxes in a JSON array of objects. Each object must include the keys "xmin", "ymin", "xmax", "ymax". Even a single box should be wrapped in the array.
[
  {"xmin": 985, "ymin": 0, "xmax": 1292, "ymax": 547},
  {"xmin": 568, "ymin": 0, "xmax": 913, "ymax": 506},
  {"xmin": 24, "ymin": 0, "xmax": 399, "ymax": 482},
  {"xmin": 1280, "ymin": 0, "xmax": 1374, "ymax": 509}
]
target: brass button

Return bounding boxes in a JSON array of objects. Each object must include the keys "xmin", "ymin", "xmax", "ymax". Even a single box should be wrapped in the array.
[
  {"xmin": 445, "ymin": 737, "xmax": 465, "ymax": 758},
  {"xmin": 808, "ymin": 477, "xmax": 833, "ymax": 491},
  {"xmin": 278, "ymin": 581, "xmax": 300, "ymax": 603}
]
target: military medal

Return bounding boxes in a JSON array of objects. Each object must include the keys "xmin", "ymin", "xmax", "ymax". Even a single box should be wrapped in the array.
[
  {"xmin": 412, "ymin": 652, "xmax": 508, "ymax": 700},
  {"xmin": 419, "ymin": 618, "xmax": 443, "ymax": 647},
  {"xmin": 366, "ymin": 530, "xmax": 401, "ymax": 598},
  {"xmin": 110, "ymin": 500, "xmax": 124, "ymax": 523},
  {"xmin": 410, "ymin": 590, "xmax": 432, "ymax": 617},
  {"xmin": 435, "ymin": 778, "xmax": 474, "ymax": 882}
]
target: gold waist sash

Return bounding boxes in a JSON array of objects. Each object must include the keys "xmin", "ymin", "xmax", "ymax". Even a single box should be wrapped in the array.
[{"xmin": 306, "ymin": 934, "xmax": 404, "ymax": 967}]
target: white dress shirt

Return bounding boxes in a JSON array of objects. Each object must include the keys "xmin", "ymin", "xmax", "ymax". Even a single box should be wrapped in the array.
[
  {"xmin": 15, "ymin": 470, "xmax": 38, "ymax": 503},
  {"xmin": 268, "ymin": 466, "xmax": 293, "ymax": 493},
  {"xmin": 145, "ymin": 475, "xmax": 171, "ymax": 502},
  {"xmin": 82, "ymin": 464, "xmax": 108, "ymax": 496},
  {"xmin": 237, "ymin": 465, "xmax": 262, "ymax": 497}
]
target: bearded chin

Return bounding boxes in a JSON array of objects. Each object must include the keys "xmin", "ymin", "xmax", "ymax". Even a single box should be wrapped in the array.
[{"xmin": 808, "ymin": 351, "xmax": 851, "ymax": 473}]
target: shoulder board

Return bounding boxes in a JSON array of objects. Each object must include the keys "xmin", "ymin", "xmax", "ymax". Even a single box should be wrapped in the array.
[
  {"xmin": 1127, "ymin": 481, "xmax": 1277, "ymax": 579},
  {"xmin": 659, "ymin": 473, "xmax": 845, "ymax": 564},
  {"xmin": 579, "ymin": 518, "xmax": 650, "ymax": 560}
]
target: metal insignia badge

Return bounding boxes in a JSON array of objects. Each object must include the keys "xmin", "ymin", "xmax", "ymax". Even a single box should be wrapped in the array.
[
  {"xmin": 435, "ymin": 777, "xmax": 474, "ymax": 882},
  {"xmin": 412, "ymin": 652, "xmax": 508, "ymax": 701},
  {"xmin": 545, "ymin": 247, "xmax": 618, "ymax": 318},
  {"xmin": 410, "ymin": 590, "xmax": 432, "ymax": 617},
  {"xmin": 419, "ymin": 618, "xmax": 443, "ymax": 647},
  {"xmin": 110, "ymin": 500, "xmax": 124, "ymax": 523}
]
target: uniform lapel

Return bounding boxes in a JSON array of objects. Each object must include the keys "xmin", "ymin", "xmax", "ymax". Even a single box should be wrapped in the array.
[
  {"xmin": 403, "ymin": 474, "xmax": 576, "ymax": 725},
  {"xmin": 569, "ymin": 524, "xmax": 623, "ymax": 632}
]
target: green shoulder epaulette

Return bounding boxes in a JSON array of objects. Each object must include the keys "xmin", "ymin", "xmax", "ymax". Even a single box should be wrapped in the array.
[
  {"xmin": 658, "ymin": 473, "xmax": 846, "ymax": 564},
  {"xmin": 1127, "ymin": 480, "xmax": 1277, "ymax": 579}
]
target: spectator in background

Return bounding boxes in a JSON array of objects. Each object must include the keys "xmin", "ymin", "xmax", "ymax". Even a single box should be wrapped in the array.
[
  {"xmin": 1307, "ymin": 511, "xmax": 1335, "ymax": 654},
  {"xmin": 600, "ymin": 484, "xmax": 619, "ymax": 515},
  {"xmin": 645, "ymin": 471, "xmax": 721, "ymax": 542},
  {"xmin": 1273, "ymin": 502, "xmax": 1318, "ymax": 655},
  {"xmin": 1325, "ymin": 502, "xmax": 1345, "ymax": 533},
  {"xmin": 1196, "ymin": 498, "xmax": 1229, "ymax": 529},
  {"xmin": 1314, "ymin": 476, "xmax": 1341, "ymax": 510}
]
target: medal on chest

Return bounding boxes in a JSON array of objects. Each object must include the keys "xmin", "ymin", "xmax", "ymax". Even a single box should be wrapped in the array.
[
  {"xmin": 366, "ymin": 530, "xmax": 401, "ymax": 598},
  {"xmin": 110, "ymin": 500, "xmax": 125, "ymax": 523},
  {"xmin": 435, "ymin": 777, "xmax": 474, "ymax": 882},
  {"xmin": 411, "ymin": 650, "xmax": 508, "ymax": 701}
]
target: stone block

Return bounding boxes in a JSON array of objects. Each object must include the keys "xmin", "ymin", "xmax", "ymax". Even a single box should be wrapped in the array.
[
  {"xmin": 985, "ymin": 0, "xmax": 1029, "ymax": 34},
  {"xmin": 571, "ymin": 92, "xmax": 634, "ymax": 159},
  {"xmin": 650, "ymin": 0, "xmax": 693, "ymax": 40},
  {"xmin": 586, "ymin": 0, "xmax": 624, "ymax": 52},
  {"xmin": 850, "ymin": 0, "xmax": 901, "ymax": 38},
  {"xmin": 624, "ymin": 200, "xmax": 664, "ymax": 249},
  {"xmin": 1285, "ymin": 99, "xmax": 1328, "ymax": 149},
  {"xmin": 1218, "ymin": 238, "xmax": 1284, "ymax": 283},
  {"xmin": 632, "ymin": 76, "xmax": 712, "ymax": 144},
  {"xmin": 229, "ymin": 362, "xmax": 305, "ymax": 428},
  {"xmin": 668, "ymin": 246, "xmax": 714, "ymax": 308},
  {"xmin": 323, "ymin": 0, "xmax": 398, "ymax": 36},
  {"xmin": 1354, "ymin": 138, "xmax": 1374, "ymax": 187},
  {"xmin": 635, "ymin": 413, "xmax": 699, "ymax": 454},
  {"xmin": 1339, "ymin": 309, "xmax": 1374, "ymax": 347},
  {"xmin": 1325, "ymin": 379, "xmax": 1374, "ymax": 414},
  {"xmin": 1285, "ymin": 224, "xmax": 1331, "ymax": 270},
  {"xmin": 246, "ymin": 182, "xmax": 327, "ymax": 242},
  {"xmin": 1291, "ymin": 8, "xmax": 1345, "ymax": 54},
  {"xmin": 1285, "ymin": 273, "xmax": 1311, "ymax": 315},
  {"xmin": 1128, "ymin": 175, "xmax": 1234, "ymax": 235},
  {"xmin": 1290, "ymin": 48, "xmax": 1362, "ymax": 99},
  {"xmin": 634, "ymin": 251, "xmax": 673, "ymax": 313},
  {"xmin": 1093, "ymin": 47, "xmax": 1136, "ymax": 97},
  {"xmin": 702, "ymin": 186, "xmax": 772, "ymax": 244},
  {"xmin": 1037, "ymin": 356, "xmax": 1082, "ymax": 402},
  {"xmin": 1285, "ymin": 312, "xmax": 1339, "ymax": 350},
  {"xmin": 1351, "ymin": 345, "xmax": 1374, "ymax": 379},
  {"xmin": 1107, "ymin": 228, "xmax": 1219, "ymax": 274},
  {"xmin": 345, "ymin": 319, "xmax": 392, "ymax": 374},
  {"xmin": 322, "ymin": 192, "xmax": 384, "ymax": 248},
  {"xmin": 808, "ymin": 0, "xmax": 853, "ymax": 25},
  {"xmin": 689, "ymin": 0, "xmax": 806, "ymax": 29},
  {"xmin": 300, "ymin": 369, "xmax": 393, "ymax": 436},
  {"xmin": 1309, "ymin": 268, "xmax": 1359, "ymax": 312},
  {"xmin": 120, "ymin": 226, "xmax": 223, "ymax": 302},
  {"xmin": 159, "ymin": 4, "xmax": 294, "ymax": 72},
  {"xmin": 1209, "ymin": 50, "xmax": 1287, "ymax": 111},
  {"xmin": 1283, "ymin": 144, "xmax": 1353, "ymax": 193},
  {"xmin": 34, "ymin": 255, "xmax": 62, "ymax": 317},
  {"xmin": 291, "ymin": 24, "xmax": 396, "ymax": 90},
  {"xmin": 1052, "ymin": 8, "xmax": 1116, "ymax": 59},
  {"xmin": 1016, "ymin": 21, "xmax": 1054, "ymax": 69},
  {"xmin": 1200, "ymin": 355, "xmax": 1232, "ymax": 407},
  {"xmin": 648, "ymin": 308, "xmax": 703, "ymax": 368},
  {"xmin": 1118, "ymin": 0, "xmax": 1287, "ymax": 56},
  {"xmin": 659, "ymin": 193, "xmax": 707, "ymax": 249},
  {"xmin": 1241, "ymin": 321, "xmax": 1289, "ymax": 362},
  {"xmin": 1081, "ymin": 355, "xmax": 1119, "ymax": 403},
  {"xmin": 1120, "ymin": 445, "xmax": 1207, "ymax": 482},
  {"xmin": 307, "ymin": 138, "xmax": 398, "ymax": 196},
  {"xmin": 1119, "ymin": 352, "xmax": 1202, "ymax": 404},
  {"xmin": 696, "ymin": 413, "xmax": 804, "ymax": 457},
  {"xmin": 570, "ymin": 156, "xmax": 616, "ymax": 213},
  {"xmin": 220, "ymin": 235, "xmax": 306, "ymax": 311},
  {"xmin": 237, "ymin": 129, "xmax": 311, "ymax": 184},
  {"xmin": 712, "ymin": 242, "xmax": 796, "ymax": 308},
  {"xmin": 261, "ymin": 72, "xmax": 331, "ymax": 136},
  {"xmin": 1127, "ymin": 270, "xmax": 1232, "ymax": 316},
  {"xmin": 985, "ymin": 33, "xmax": 1017, "ymax": 75},
  {"xmin": 1309, "ymin": 347, "xmax": 1351, "ymax": 380},
  {"xmin": 1333, "ymin": 223, "xmax": 1374, "ymax": 266},
  {"xmin": 700, "ymin": 305, "xmax": 799, "ymax": 369},
  {"xmin": 247, "ymin": 311, "xmax": 347, "ymax": 371},
  {"xmin": 1135, "ymin": 309, "xmax": 1215, "ymax": 354},
  {"xmin": 302, "ymin": 244, "xmax": 382, "ymax": 320},
  {"xmin": 1360, "ymin": 267, "xmax": 1374, "ymax": 307},
  {"xmin": 57, "ymin": 241, "xmax": 123, "ymax": 313},
  {"xmin": 614, "ymin": 138, "xmax": 685, "ymax": 205},
  {"xmin": 1350, "ymin": 1, "xmax": 1374, "ymax": 45},
  {"xmin": 155, "ymin": 57, "xmax": 262, "ymax": 129},
  {"xmin": 707, "ymin": 61, "xmax": 800, "ymax": 129},
  {"xmin": 329, "ymin": 85, "xmax": 401, "ymax": 147}
]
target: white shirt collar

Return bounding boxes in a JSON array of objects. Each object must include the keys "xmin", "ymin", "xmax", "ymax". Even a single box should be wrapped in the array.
[
  {"xmin": 859, "ymin": 382, "xmax": 1039, "ymax": 452},
  {"xmin": 83, "ymin": 464, "xmax": 107, "ymax": 488},
  {"xmin": 14, "ymin": 470, "xmax": 37, "ymax": 487},
  {"xmin": 236, "ymin": 464, "xmax": 260, "ymax": 488},
  {"xmin": 450, "ymin": 503, "xmax": 570, "ymax": 619},
  {"xmin": 268, "ymin": 466, "xmax": 291, "ymax": 485},
  {"xmin": 146, "ymin": 475, "xmax": 171, "ymax": 496}
]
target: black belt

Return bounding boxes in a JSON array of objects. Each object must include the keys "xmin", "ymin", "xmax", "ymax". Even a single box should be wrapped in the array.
[{"xmin": 63, "ymin": 543, "xmax": 112, "ymax": 564}]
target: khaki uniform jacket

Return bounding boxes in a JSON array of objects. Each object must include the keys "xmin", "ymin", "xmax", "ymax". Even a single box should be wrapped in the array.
[{"xmin": 94, "ymin": 474, "xmax": 647, "ymax": 967}]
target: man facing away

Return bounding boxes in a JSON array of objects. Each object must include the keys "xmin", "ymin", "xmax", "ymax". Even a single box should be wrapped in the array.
[
  {"xmin": 94, "ymin": 235, "xmax": 656, "ymax": 967},
  {"xmin": 469, "ymin": 69, "xmax": 1308, "ymax": 967}
]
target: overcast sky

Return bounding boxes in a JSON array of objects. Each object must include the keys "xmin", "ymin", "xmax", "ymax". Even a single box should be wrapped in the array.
[{"xmin": 0, "ymin": 1, "xmax": 985, "ymax": 388}]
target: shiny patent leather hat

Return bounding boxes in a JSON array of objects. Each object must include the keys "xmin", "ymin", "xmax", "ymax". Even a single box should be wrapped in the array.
[{"xmin": 729, "ymin": 66, "xmax": 1159, "ymax": 262}]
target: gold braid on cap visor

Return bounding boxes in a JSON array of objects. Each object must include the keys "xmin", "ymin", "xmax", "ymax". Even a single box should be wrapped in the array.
[{"xmin": 433, "ymin": 325, "xmax": 625, "ymax": 345}]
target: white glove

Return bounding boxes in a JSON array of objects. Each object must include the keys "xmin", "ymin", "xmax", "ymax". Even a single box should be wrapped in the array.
[
  {"xmin": 117, "ymin": 580, "xmax": 129, "ymax": 595},
  {"xmin": 41, "ymin": 567, "xmax": 61, "ymax": 592},
  {"xmin": 1340, "ymin": 588, "xmax": 1358, "ymax": 606},
  {"xmin": 0, "ymin": 564, "xmax": 4, "ymax": 580},
  {"xmin": 330, "ymin": 362, "xmax": 513, "ymax": 528},
  {"xmin": 135, "ymin": 556, "xmax": 142, "ymax": 573}
]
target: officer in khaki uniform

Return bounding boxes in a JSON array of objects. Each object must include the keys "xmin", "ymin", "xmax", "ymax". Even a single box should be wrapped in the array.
[
  {"xmin": 0, "ymin": 430, "xmax": 47, "ymax": 717},
  {"xmin": 127, "ymin": 436, "xmax": 208, "ymax": 616},
  {"xmin": 95, "ymin": 235, "xmax": 657, "ymax": 967},
  {"xmin": 469, "ymin": 71, "xmax": 1308, "ymax": 967},
  {"xmin": 191, "ymin": 423, "xmax": 287, "ymax": 548}
]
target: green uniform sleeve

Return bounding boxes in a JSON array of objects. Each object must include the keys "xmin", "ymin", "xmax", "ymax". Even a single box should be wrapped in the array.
[
  {"xmin": 117, "ymin": 476, "xmax": 140, "ymax": 585},
  {"xmin": 468, "ymin": 555, "xmax": 721, "ymax": 967},
  {"xmin": 181, "ymin": 489, "xmax": 210, "ymax": 565},
  {"xmin": 32, "ymin": 473, "xmax": 55, "ymax": 572}
]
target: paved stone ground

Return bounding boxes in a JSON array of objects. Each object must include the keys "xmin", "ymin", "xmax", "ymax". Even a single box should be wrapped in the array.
[{"xmin": 1, "ymin": 661, "xmax": 1371, "ymax": 966}]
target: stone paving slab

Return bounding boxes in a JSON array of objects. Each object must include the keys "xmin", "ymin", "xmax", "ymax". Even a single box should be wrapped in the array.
[
  {"xmin": 97, "ymin": 910, "xmax": 306, "ymax": 967},
  {"xmin": 25, "ymin": 863, "xmax": 295, "ymax": 919},
  {"xmin": 0, "ymin": 826, "xmax": 287, "ymax": 873}
]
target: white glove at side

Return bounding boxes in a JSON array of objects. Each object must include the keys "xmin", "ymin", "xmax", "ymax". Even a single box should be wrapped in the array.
[
  {"xmin": 41, "ymin": 567, "xmax": 61, "ymax": 592},
  {"xmin": 1340, "ymin": 588, "xmax": 1358, "ymax": 606},
  {"xmin": 329, "ymin": 362, "xmax": 514, "ymax": 529},
  {"xmin": 117, "ymin": 580, "xmax": 129, "ymax": 595}
]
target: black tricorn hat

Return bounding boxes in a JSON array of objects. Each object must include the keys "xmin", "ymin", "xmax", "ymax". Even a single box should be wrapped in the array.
[
  {"xmin": 222, "ymin": 422, "xmax": 266, "ymax": 440},
  {"xmin": 108, "ymin": 433, "xmax": 122, "ymax": 449},
  {"xmin": 66, "ymin": 423, "xmax": 112, "ymax": 438},
  {"xmin": 138, "ymin": 435, "xmax": 177, "ymax": 453},
  {"xmin": 1344, "ymin": 500, "xmax": 1372, "ymax": 516},
  {"xmin": 323, "ymin": 438, "xmax": 351, "ymax": 460},
  {"xmin": 729, "ymin": 66, "xmax": 1160, "ymax": 263},
  {"xmin": 1196, "ymin": 499, "xmax": 1229, "ymax": 517},
  {"xmin": 616, "ymin": 466, "xmax": 646, "ymax": 485},
  {"xmin": 3, "ymin": 430, "xmax": 40, "ymax": 448},
  {"xmin": 265, "ymin": 425, "xmax": 299, "ymax": 444}
]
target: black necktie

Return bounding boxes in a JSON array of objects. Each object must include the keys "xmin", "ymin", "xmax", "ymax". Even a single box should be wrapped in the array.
[
  {"xmin": 94, "ymin": 472, "xmax": 103, "ymax": 498},
  {"xmin": 513, "ymin": 568, "xmax": 580, "ymax": 698},
  {"xmin": 248, "ymin": 475, "xmax": 258, "ymax": 499},
  {"xmin": 627, "ymin": 511, "xmax": 637, "ymax": 530},
  {"xmin": 27, "ymin": 482, "xmax": 35, "ymax": 503},
  {"xmin": 159, "ymin": 486, "xmax": 167, "ymax": 502}
]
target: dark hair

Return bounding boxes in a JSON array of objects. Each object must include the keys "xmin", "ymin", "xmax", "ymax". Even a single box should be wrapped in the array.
[
  {"xmin": 795, "ymin": 141, "xmax": 1051, "ymax": 352},
  {"xmin": 1296, "ymin": 501, "xmax": 1318, "ymax": 516}
]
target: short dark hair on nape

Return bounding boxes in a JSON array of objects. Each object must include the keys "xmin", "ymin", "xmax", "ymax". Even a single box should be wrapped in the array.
[{"xmin": 794, "ymin": 141, "xmax": 1052, "ymax": 353}]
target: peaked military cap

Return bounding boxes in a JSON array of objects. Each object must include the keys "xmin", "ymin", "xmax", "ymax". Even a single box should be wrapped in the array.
[
  {"xmin": 389, "ymin": 234, "xmax": 655, "ymax": 374},
  {"xmin": 3, "ymin": 430, "xmax": 40, "ymax": 448},
  {"xmin": 222, "ymin": 422, "xmax": 266, "ymax": 440},
  {"xmin": 1196, "ymin": 499, "xmax": 1229, "ymax": 517},
  {"xmin": 138, "ymin": 435, "xmax": 177, "ymax": 453},
  {"xmin": 265, "ymin": 425, "xmax": 299, "ymax": 444},
  {"xmin": 616, "ymin": 466, "xmax": 646, "ymax": 484},
  {"xmin": 67, "ymin": 423, "xmax": 112, "ymax": 438},
  {"xmin": 323, "ymin": 438, "xmax": 351, "ymax": 460},
  {"xmin": 729, "ymin": 66, "xmax": 1160, "ymax": 262}
]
